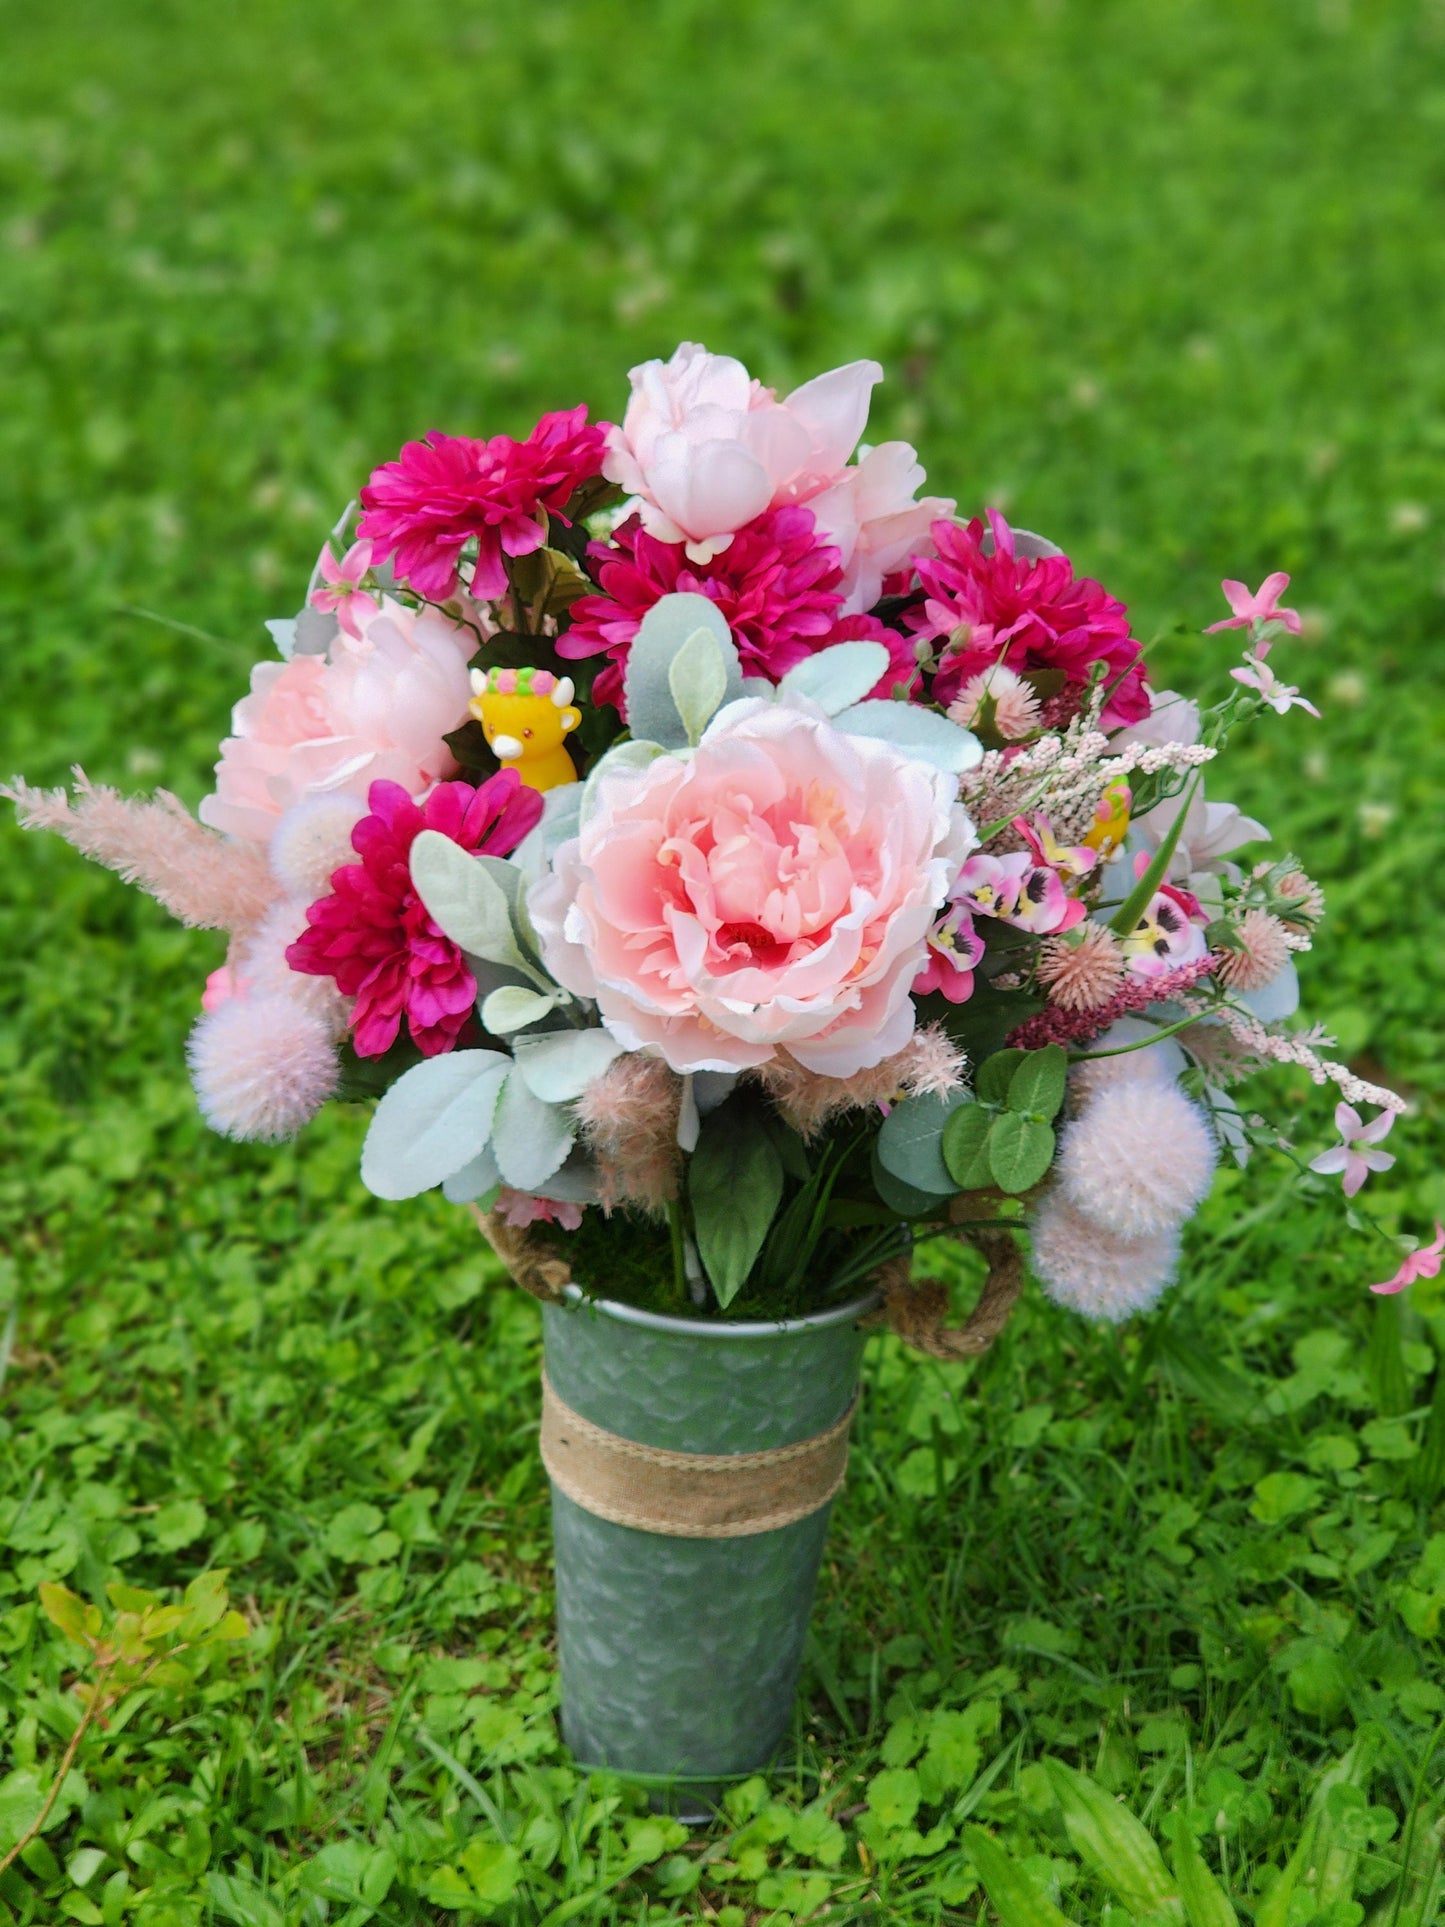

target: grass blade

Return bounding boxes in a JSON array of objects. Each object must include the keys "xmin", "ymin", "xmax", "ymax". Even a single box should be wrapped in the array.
[
  {"xmin": 1043, "ymin": 1759, "xmax": 1182, "ymax": 1917},
  {"xmin": 1168, "ymin": 1812, "xmax": 1239, "ymax": 1927},
  {"xmin": 963, "ymin": 1826, "xmax": 1081, "ymax": 1927}
]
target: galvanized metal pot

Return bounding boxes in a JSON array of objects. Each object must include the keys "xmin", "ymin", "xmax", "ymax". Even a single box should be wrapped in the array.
[{"xmin": 540, "ymin": 1285, "xmax": 877, "ymax": 1799}]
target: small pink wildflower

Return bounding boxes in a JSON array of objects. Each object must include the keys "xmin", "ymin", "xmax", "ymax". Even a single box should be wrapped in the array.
[
  {"xmin": 913, "ymin": 902, "xmax": 986, "ymax": 1003},
  {"xmin": 495, "ymin": 1188, "xmax": 585, "ymax": 1232},
  {"xmin": 1230, "ymin": 651, "xmax": 1321, "ymax": 717},
  {"xmin": 1309, "ymin": 1101, "xmax": 1396, "ymax": 1199},
  {"xmin": 1371, "ymin": 1223, "xmax": 1444, "ymax": 1296},
  {"xmin": 310, "ymin": 538, "xmax": 378, "ymax": 638},
  {"xmin": 1204, "ymin": 572, "xmax": 1302, "ymax": 640}
]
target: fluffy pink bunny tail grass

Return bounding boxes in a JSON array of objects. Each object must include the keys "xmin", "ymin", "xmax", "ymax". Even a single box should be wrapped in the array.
[
  {"xmin": 238, "ymin": 897, "xmax": 350, "ymax": 1033},
  {"xmin": 1055, "ymin": 1078, "xmax": 1217, "ymax": 1239},
  {"xmin": 1030, "ymin": 1189, "xmax": 1180, "ymax": 1321},
  {"xmin": 574, "ymin": 1052, "xmax": 682, "ymax": 1213},
  {"xmin": 4, "ymin": 769, "xmax": 276, "ymax": 936},
  {"xmin": 755, "ymin": 1025, "xmax": 966, "ymax": 1137},
  {"xmin": 269, "ymin": 793, "xmax": 368, "ymax": 901},
  {"xmin": 187, "ymin": 992, "xmax": 339, "ymax": 1142}
]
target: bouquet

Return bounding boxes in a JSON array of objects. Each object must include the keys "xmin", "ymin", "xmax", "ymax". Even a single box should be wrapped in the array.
[{"xmin": 9, "ymin": 342, "xmax": 1428, "ymax": 1321}]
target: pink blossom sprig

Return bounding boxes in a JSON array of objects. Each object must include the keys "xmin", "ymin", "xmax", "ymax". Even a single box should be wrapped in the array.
[
  {"xmin": 1005, "ymin": 953, "xmax": 1221, "ymax": 1052},
  {"xmin": 1371, "ymin": 1224, "xmax": 1444, "ymax": 1297}
]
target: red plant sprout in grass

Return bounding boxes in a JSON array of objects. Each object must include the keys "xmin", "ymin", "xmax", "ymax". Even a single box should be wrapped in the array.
[
  {"xmin": 358, "ymin": 407, "xmax": 608, "ymax": 603},
  {"xmin": 287, "ymin": 773, "xmax": 543, "ymax": 1058}
]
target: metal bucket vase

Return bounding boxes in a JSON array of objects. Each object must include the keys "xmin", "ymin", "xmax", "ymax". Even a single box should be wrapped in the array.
[{"xmin": 539, "ymin": 1285, "xmax": 877, "ymax": 1805}]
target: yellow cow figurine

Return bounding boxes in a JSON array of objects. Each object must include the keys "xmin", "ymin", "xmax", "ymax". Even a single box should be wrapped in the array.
[{"xmin": 468, "ymin": 666, "xmax": 582, "ymax": 793}]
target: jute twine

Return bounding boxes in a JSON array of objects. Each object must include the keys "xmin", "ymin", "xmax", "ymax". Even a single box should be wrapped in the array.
[{"xmin": 469, "ymin": 1200, "xmax": 1021, "ymax": 1538}]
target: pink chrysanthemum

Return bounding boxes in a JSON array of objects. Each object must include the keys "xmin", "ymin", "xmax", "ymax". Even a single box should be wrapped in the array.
[
  {"xmin": 558, "ymin": 506, "xmax": 917, "ymax": 712},
  {"xmin": 906, "ymin": 508, "xmax": 1150, "ymax": 728},
  {"xmin": 945, "ymin": 663, "xmax": 1042, "ymax": 741},
  {"xmin": 286, "ymin": 773, "xmax": 543, "ymax": 1059},
  {"xmin": 358, "ymin": 406, "xmax": 608, "ymax": 603}
]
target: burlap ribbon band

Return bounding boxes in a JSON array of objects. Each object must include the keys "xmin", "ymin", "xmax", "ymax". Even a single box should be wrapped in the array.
[{"xmin": 539, "ymin": 1373, "xmax": 857, "ymax": 1539}]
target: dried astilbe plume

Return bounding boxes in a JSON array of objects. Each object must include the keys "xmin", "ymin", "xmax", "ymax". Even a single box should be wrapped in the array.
[
  {"xmin": 1215, "ymin": 909, "xmax": 1291, "ymax": 993},
  {"xmin": 1035, "ymin": 922, "xmax": 1127, "ymax": 1012},
  {"xmin": 753, "ymin": 1024, "xmax": 966, "ymax": 1139},
  {"xmin": 4, "ymin": 769, "xmax": 276, "ymax": 936},
  {"xmin": 574, "ymin": 1052, "xmax": 683, "ymax": 1214}
]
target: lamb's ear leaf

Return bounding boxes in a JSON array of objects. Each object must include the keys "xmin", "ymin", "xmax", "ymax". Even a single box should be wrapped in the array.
[
  {"xmin": 510, "ymin": 781, "xmax": 583, "ymax": 883},
  {"xmin": 833, "ymin": 699, "xmax": 984, "ymax": 774},
  {"xmin": 361, "ymin": 1052, "xmax": 510, "ymax": 1200},
  {"xmin": 491, "ymin": 1070, "xmax": 577, "ymax": 1191},
  {"xmin": 480, "ymin": 985, "xmax": 560, "ymax": 1034},
  {"xmin": 669, "ymin": 627, "xmax": 732, "ymax": 745},
  {"xmin": 688, "ymin": 1101, "xmax": 784, "ymax": 1308},
  {"xmin": 442, "ymin": 1142, "xmax": 502, "ymax": 1205},
  {"xmin": 778, "ymin": 641, "xmax": 890, "ymax": 715},
  {"xmin": 624, "ymin": 592, "xmax": 743, "ymax": 749},
  {"xmin": 512, "ymin": 1028, "xmax": 625, "ymax": 1105},
  {"xmin": 409, "ymin": 832, "xmax": 527, "ymax": 970}
]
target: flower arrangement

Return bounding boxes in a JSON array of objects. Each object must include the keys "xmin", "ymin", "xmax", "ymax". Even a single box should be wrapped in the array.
[{"xmin": 7, "ymin": 343, "xmax": 1427, "ymax": 1319}]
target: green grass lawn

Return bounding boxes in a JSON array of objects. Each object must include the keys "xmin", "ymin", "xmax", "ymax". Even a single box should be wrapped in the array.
[{"xmin": 3, "ymin": 0, "xmax": 1445, "ymax": 1920}]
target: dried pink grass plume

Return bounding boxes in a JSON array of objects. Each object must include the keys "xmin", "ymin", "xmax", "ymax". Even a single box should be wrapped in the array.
[
  {"xmin": 1055, "ymin": 1078, "xmax": 1217, "ymax": 1238},
  {"xmin": 1035, "ymin": 922, "xmax": 1127, "ymax": 1012},
  {"xmin": 1216, "ymin": 909, "xmax": 1291, "ymax": 992},
  {"xmin": 1030, "ymin": 1189, "xmax": 1180, "ymax": 1321},
  {"xmin": 4, "ymin": 769, "xmax": 275, "ymax": 936},
  {"xmin": 574, "ymin": 1052, "xmax": 683, "ymax": 1214},
  {"xmin": 186, "ymin": 993, "xmax": 339, "ymax": 1142},
  {"xmin": 753, "ymin": 1023, "xmax": 966, "ymax": 1138}
]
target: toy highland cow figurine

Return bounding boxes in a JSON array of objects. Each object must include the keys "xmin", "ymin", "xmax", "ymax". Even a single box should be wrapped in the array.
[{"xmin": 468, "ymin": 666, "xmax": 582, "ymax": 792}]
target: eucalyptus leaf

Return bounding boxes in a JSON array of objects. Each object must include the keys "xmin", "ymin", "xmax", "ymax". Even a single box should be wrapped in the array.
[
  {"xmin": 409, "ymin": 832, "xmax": 526, "ymax": 971},
  {"xmin": 441, "ymin": 1142, "xmax": 502, "ymax": 1205},
  {"xmin": 623, "ymin": 592, "xmax": 743, "ymax": 749},
  {"xmin": 832, "ymin": 699, "xmax": 984, "ymax": 773},
  {"xmin": 870, "ymin": 1143, "xmax": 945, "ymax": 1219},
  {"xmin": 777, "ymin": 640, "xmax": 890, "ymax": 715},
  {"xmin": 987, "ymin": 1112, "xmax": 1056, "ymax": 1195},
  {"xmin": 511, "ymin": 1028, "xmax": 624, "ymax": 1105},
  {"xmin": 975, "ymin": 1048, "xmax": 1028, "ymax": 1106},
  {"xmin": 480, "ymin": 985, "xmax": 560, "ymax": 1034},
  {"xmin": 668, "ymin": 627, "xmax": 731, "ymax": 745},
  {"xmin": 941, "ymin": 1104, "xmax": 996, "ymax": 1190},
  {"xmin": 1006, "ymin": 1045, "xmax": 1068, "ymax": 1121},
  {"xmin": 490, "ymin": 1069, "xmax": 577, "ymax": 1191},
  {"xmin": 360, "ymin": 1052, "xmax": 510, "ymax": 1201},
  {"xmin": 876, "ymin": 1091, "xmax": 970, "ymax": 1196},
  {"xmin": 688, "ymin": 1102, "xmax": 784, "ymax": 1307}
]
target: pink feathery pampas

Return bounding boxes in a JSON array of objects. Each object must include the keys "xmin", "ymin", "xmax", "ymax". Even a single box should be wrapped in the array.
[
  {"xmin": 4, "ymin": 769, "xmax": 275, "ymax": 936},
  {"xmin": 574, "ymin": 1054, "xmax": 684, "ymax": 1213},
  {"xmin": 753, "ymin": 1023, "xmax": 966, "ymax": 1138}
]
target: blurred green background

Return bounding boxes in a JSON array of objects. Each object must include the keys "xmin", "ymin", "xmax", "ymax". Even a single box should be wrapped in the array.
[{"xmin": 2, "ymin": 1, "xmax": 1444, "ymax": 1922}]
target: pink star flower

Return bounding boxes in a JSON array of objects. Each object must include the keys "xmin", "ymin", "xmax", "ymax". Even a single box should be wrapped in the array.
[
  {"xmin": 1371, "ymin": 1223, "xmax": 1444, "ymax": 1296},
  {"xmin": 358, "ymin": 406, "xmax": 608, "ymax": 604},
  {"xmin": 310, "ymin": 538, "xmax": 378, "ymax": 638},
  {"xmin": 1309, "ymin": 1101, "xmax": 1396, "ymax": 1199},
  {"xmin": 1204, "ymin": 572, "xmax": 1302, "ymax": 640},
  {"xmin": 1230, "ymin": 653, "xmax": 1321, "ymax": 717}
]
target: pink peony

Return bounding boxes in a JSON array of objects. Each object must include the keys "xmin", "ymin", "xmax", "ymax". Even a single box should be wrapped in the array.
[
  {"xmin": 286, "ymin": 773, "xmax": 543, "ymax": 1058},
  {"xmin": 358, "ymin": 406, "xmax": 608, "ymax": 602},
  {"xmin": 529, "ymin": 698, "xmax": 973, "ymax": 1077},
  {"xmin": 604, "ymin": 343, "xmax": 882, "ymax": 562},
  {"xmin": 199, "ymin": 599, "xmax": 476, "ymax": 844},
  {"xmin": 907, "ymin": 509, "xmax": 1150, "ymax": 728},
  {"xmin": 560, "ymin": 506, "xmax": 917, "ymax": 711},
  {"xmin": 805, "ymin": 441, "xmax": 954, "ymax": 615}
]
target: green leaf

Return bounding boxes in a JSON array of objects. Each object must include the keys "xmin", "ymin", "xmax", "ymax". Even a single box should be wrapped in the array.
[
  {"xmin": 689, "ymin": 1102, "xmax": 784, "ymax": 1307},
  {"xmin": 1249, "ymin": 1471, "xmax": 1320, "ymax": 1524},
  {"xmin": 360, "ymin": 1051, "xmax": 511, "ymax": 1201},
  {"xmin": 624, "ymin": 592, "xmax": 743, "ymax": 748},
  {"xmin": 512, "ymin": 1027, "xmax": 625, "ymax": 1103},
  {"xmin": 1109, "ymin": 774, "xmax": 1199, "ymax": 937},
  {"xmin": 479, "ymin": 984, "xmax": 559, "ymax": 1033},
  {"xmin": 778, "ymin": 639, "xmax": 891, "ymax": 714},
  {"xmin": 151, "ymin": 1497, "xmax": 208, "ymax": 1553},
  {"xmin": 1006, "ymin": 1045, "xmax": 1068, "ymax": 1120},
  {"xmin": 976, "ymin": 1049, "xmax": 1028, "ymax": 1105},
  {"xmin": 409, "ymin": 831, "xmax": 528, "ymax": 970},
  {"xmin": 871, "ymin": 1143, "xmax": 948, "ymax": 1219},
  {"xmin": 942, "ymin": 1103, "xmax": 996, "ymax": 1189},
  {"xmin": 40, "ymin": 1583, "xmax": 93, "ymax": 1650},
  {"xmin": 1167, "ymin": 1813, "xmax": 1239, "ymax": 1927},
  {"xmin": 963, "ymin": 1827, "xmax": 1080, "ymax": 1926},
  {"xmin": 987, "ymin": 1111, "xmax": 1055, "ymax": 1193},
  {"xmin": 865, "ymin": 1766, "xmax": 921, "ymax": 1832},
  {"xmin": 832, "ymin": 698, "xmax": 984, "ymax": 773},
  {"xmin": 877, "ymin": 1090, "xmax": 969, "ymax": 1195},
  {"xmin": 1043, "ymin": 1760, "xmax": 1182, "ymax": 1917},
  {"xmin": 668, "ymin": 625, "xmax": 730, "ymax": 743},
  {"xmin": 458, "ymin": 1838, "xmax": 522, "ymax": 1905},
  {"xmin": 490, "ymin": 1069, "xmax": 577, "ymax": 1192}
]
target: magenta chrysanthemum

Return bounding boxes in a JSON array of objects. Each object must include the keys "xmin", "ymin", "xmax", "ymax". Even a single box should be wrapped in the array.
[
  {"xmin": 559, "ymin": 506, "xmax": 918, "ymax": 712},
  {"xmin": 357, "ymin": 406, "xmax": 609, "ymax": 603},
  {"xmin": 907, "ymin": 508, "xmax": 1150, "ymax": 728},
  {"xmin": 286, "ymin": 773, "xmax": 543, "ymax": 1059}
]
